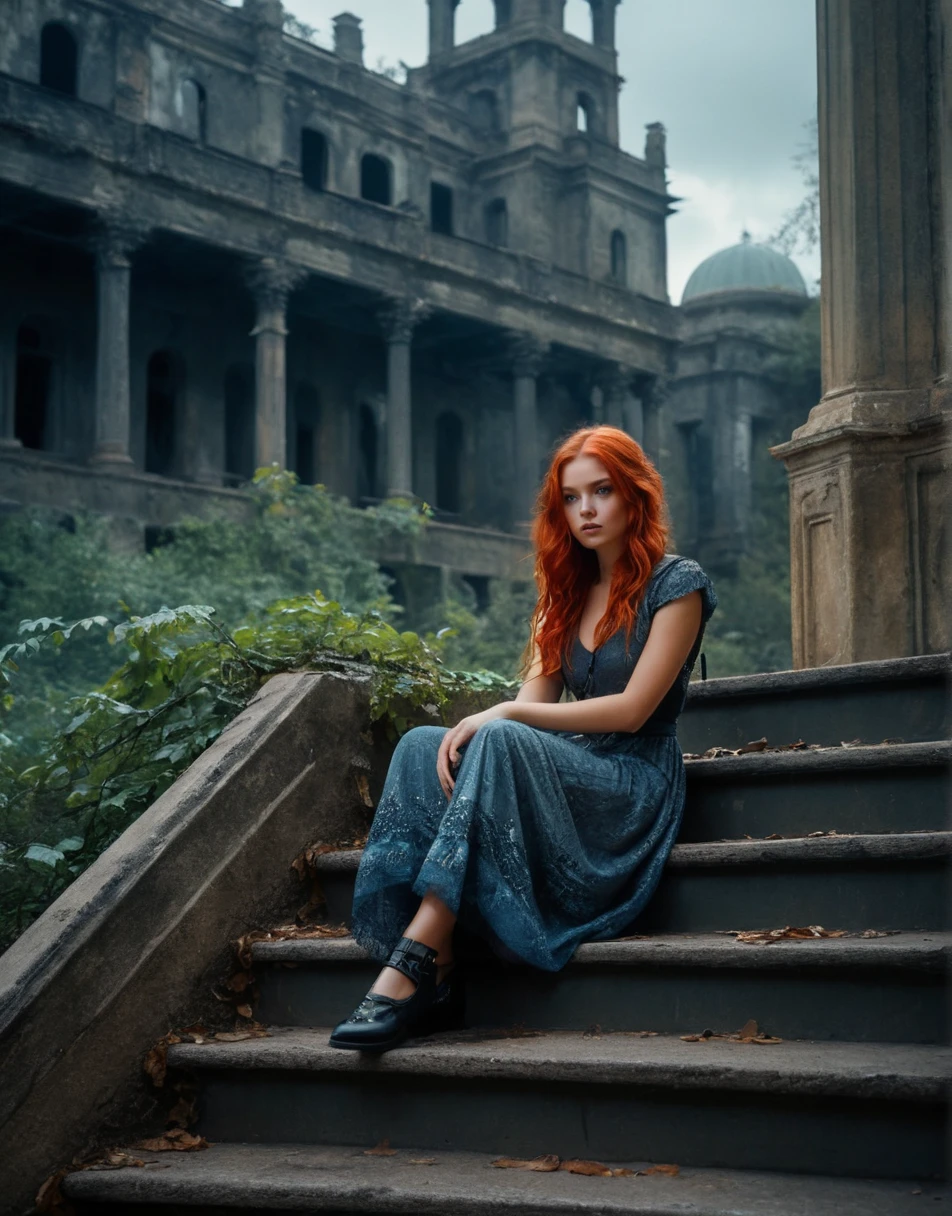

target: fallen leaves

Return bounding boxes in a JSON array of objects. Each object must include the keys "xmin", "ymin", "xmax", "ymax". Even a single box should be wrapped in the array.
[
  {"xmin": 681, "ymin": 1018, "xmax": 782, "ymax": 1045},
  {"xmin": 363, "ymin": 1139, "xmax": 398, "ymax": 1156},
  {"xmin": 131, "ymin": 1129, "xmax": 209, "ymax": 1153},
  {"xmin": 683, "ymin": 735, "xmax": 904, "ymax": 760},
  {"xmin": 234, "ymin": 922, "xmax": 349, "ymax": 970},
  {"xmin": 491, "ymin": 1155, "xmax": 672, "ymax": 1178},
  {"xmin": 494, "ymin": 1155, "xmax": 561, "ymax": 1172},
  {"xmin": 143, "ymin": 1031, "xmax": 181, "ymax": 1088},
  {"xmin": 727, "ymin": 925, "xmax": 849, "ymax": 945}
]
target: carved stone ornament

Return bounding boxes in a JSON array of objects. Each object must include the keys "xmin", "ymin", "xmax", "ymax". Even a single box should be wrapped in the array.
[
  {"xmin": 379, "ymin": 296, "xmax": 432, "ymax": 344},
  {"xmin": 597, "ymin": 361, "xmax": 633, "ymax": 403},
  {"xmin": 246, "ymin": 257, "xmax": 308, "ymax": 313},
  {"xmin": 507, "ymin": 331, "xmax": 548, "ymax": 379},
  {"xmin": 645, "ymin": 374, "xmax": 670, "ymax": 411},
  {"xmin": 93, "ymin": 216, "xmax": 151, "ymax": 269}
]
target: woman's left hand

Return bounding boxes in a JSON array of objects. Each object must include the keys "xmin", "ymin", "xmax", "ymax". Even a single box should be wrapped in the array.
[{"xmin": 436, "ymin": 703, "xmax": 511, "ymax": 798}]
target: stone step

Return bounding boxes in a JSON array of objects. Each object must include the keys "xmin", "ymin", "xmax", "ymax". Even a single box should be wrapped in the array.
[
  {"xmin": 314, "ymin": 832, "xmax": 952, "ymax": 934},
  {"xmin": 166, "ymin": 1029, "xmax": 952, "ymax": 1180},
  {"xmin": 251, "ymin": 931, "xmax": 951, "ymax": 1044},
  {"xmin": 63, "ymin": 1143, "xmax": 951, "ymax": 1215},
  {"xmin": 679, "ymin": 740, "xmax": 950, "ymax": 841},
  {"xmin": 679, "ymin": 652, "xmax": 950, "ymax": 754}
]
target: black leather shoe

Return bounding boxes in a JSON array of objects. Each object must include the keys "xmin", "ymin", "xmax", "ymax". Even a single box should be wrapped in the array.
[{"xmin": 328, "ymin": 937, "xmax": 464, "ymax": 1053}]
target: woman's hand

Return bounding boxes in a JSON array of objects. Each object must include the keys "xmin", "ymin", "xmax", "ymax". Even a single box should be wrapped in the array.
[{"xmin": 436, "ymin": 703, "xmax": 511, "ymax": 798}]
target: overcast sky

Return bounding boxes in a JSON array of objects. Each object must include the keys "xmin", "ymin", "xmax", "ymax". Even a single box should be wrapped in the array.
[{"xmin": 277, "ymin": 0, "xmax": 819, "ymax": 300}]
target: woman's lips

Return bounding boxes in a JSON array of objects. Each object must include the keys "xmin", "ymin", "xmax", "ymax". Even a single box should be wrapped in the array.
[{"xmin": 581, "ymin": 524, "xmax": 601, "ymax": 533}]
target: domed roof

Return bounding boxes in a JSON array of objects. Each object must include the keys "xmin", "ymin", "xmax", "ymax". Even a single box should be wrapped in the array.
[{"xmin": 682, "ymin": 232, "xmax": 808, "ymax": 304}]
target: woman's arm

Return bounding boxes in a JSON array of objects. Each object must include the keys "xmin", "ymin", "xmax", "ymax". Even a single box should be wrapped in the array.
[
  {"xmin": 513, "ymin": 643, "xmax": 564, "ymax": 704},
  {"xmin": 436, "ymin": 590, "xmax": 703, "ymax": 795}
]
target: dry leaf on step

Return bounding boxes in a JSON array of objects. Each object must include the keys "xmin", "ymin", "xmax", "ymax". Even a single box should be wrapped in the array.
[
  {"xmin": 364, "ymin": 1140, "xmax": 398, "ymax": 1156},
  {"xmin": 492, "ymin": 1155, "xmax": 561, "ymax": 1172},
  {"xmin": 637, "ymin": 1163, "xmax": 680, "ymax": 1177},
  {"xmin": 559, "ymin": 1159, "xmax": 614, "ymax": 1176},
  {"xmin": 132, "ymin": 1129, "xmax": 209, "ymax": 1153}
]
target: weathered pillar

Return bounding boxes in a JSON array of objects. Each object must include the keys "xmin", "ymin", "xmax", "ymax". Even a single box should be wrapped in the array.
[
  {"xmin": 113, "ymin": 13, "xmax": 151, "ymax": 123},
  {"xmin": 90, "ymin": 221, "xmax": 149, "ymax": 468},
  {"xmin": 243, "ymin": 0, "xmax": 287, "ymax": 168},
  {"xmin": 332, "ymin": 13, "xmax": 364, "ymax": 64},
  {"xmin": 379, "ymin": 297, "xmax": 430, "ymax": 499},
  {"xmin": 772, "ymin": 0, "xmax": 951, "ymax": 666},
  {"xmin": 508, "ymin": 332, "xmax": 548, "ymax": 527},
  {"xmin": 590, "ymin": 0, "xmax": 620, "ymax": 50},
  {"xmin": 427, "ymin": 0, "xmax": 459, "ymax": 59},
  {"xmin": 0, "ymin": 325, "xmax": 20, "ymax": 449},
  {"xmin": 597, "ymin": 363, "xmax": 634, "ymax": 433},
  {"xmin": 641, "ymin": 376, "xmax": 667, "ymax": 466},
  {"xmin": 246, "ymin": 258, "xmax": 304, "ymax": 470}
]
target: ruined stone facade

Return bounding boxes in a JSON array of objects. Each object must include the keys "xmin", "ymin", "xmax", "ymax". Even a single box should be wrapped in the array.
[{"xmin": 0, "ymin": 0, "xmax": 815, "ymax": 597}]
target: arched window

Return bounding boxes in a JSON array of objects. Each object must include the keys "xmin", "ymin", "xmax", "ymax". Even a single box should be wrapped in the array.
[
  {"xmin": 610, "ymin": 229, "xmax": 627, "ymax": 286},
  {"xmin": 577, "ymin": 92, "xmax": 595, "ymax": 135},
  {"xmin": 360, "ymin": 154, "xmax": 392, "ymax": 206},
  {"xmin": 435, "ymin": 411, "xmax": 464, "ymax": 514},
  {"xmin": 469, "ymin": 89, "xmax": 500, "ymax": 136},
  {"xmin": 14, "ymin": 321, "xmax": 54, "ymax": 450},
  {"xmin": 145, "ymin": 350, "xmax": 181, "ymax": 476},
  {"xmin": 430, "ymin": 182, "xmax": 453, "ymax": 235},
  {"xmin": 485, "ymin": 197, "xmax": 508, "ymax": 246},
  {"xmin": 224, "ymin": 363, "xmax": 255, "ymax": 483},
  {"xmin": 293, "ymin": 382, "xmax": 321, "ymax": 484},
  {"xmin": 180, "ymin": 79, "xmax": 207, "ymax": 143},
  {"xmin": 301, "ymin": 128, "xmax": 328, "ymax": 191},
  {"xmin": 40, "ymin": 23, "xmax": 78, "ymax": 96},
  {"xmin": 357, "ymin": 403, "xmax": 379, "ymax": 500}
]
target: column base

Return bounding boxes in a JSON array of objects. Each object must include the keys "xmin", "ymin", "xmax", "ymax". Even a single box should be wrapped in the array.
[
  {"xmin": 772, "ymin": 405, "xmax": 951, "ymax": 668},
  {"xmin": 0, "ymin": 437, "xmax": 23, "ymax": 451},
  {"xmin": 89, "ymin": 448, "xmax": 135, "ymax": 470}
]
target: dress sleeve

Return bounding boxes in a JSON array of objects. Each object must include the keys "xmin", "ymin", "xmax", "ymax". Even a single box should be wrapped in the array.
[{"xmin": 648, "ymin": 556, "xmax": 717, "ymax": 625}]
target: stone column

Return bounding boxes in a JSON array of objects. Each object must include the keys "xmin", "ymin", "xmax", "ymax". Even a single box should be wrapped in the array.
[
  {"xmin": 773, "ymin": 0, "xmax": 951, "ymax": 666},
  {"xmin": 508, "ymin": 332, "xmax": 548, "ymax": 527},
  {"xmin": 0, "ymin": 324, "xmax": 19, "ymax": 449},
  {"xmin": 641, "ymin": 376, "xmax": 667, "ymax": 466},
  {"xmin": 590, "ymin": 0, "xmax": 620, "ymax": 50},
  {"xmin": 597, "ymin": 363, "xmax": 633, "ymax": 432},
  {"xmin": 379, "ymin": 297, "xmax": 430, "ymax": 500},
  {"xmin": 114, "ymin": 13, "xmax": 151, "ymax": 123},
  {"xmin": 243, "ymin": 0, "xmax": 286, "ymax": 168},
  {"xmin": 90, "ymin": 220, "xmax": 149, "ymax": 468},
  {"xmin": 427, "ymin": 0, "xmax": 460, "ymax": 58},
  {"xmin": 246, "ymin": 258, "xmax": 305, "ymax": 471}
]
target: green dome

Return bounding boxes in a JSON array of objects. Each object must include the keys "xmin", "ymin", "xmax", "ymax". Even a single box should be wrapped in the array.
[{"xmin": 682, "ymin": 232, "xmax": 808, "ymax": 303}]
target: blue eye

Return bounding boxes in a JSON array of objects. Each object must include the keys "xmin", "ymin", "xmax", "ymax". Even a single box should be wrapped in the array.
[{"xmin": 596, "ymin": 485, "xmax": 612, "ymax": 495}]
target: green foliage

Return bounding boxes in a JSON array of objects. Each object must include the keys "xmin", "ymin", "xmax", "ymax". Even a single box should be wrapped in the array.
[
  {"xmin": 419, "ymin": 575, "xmax": 538, "ymax": 681},
  {"xmin": 0, "ymin": 471, "xmax": 518, "ymax": 950},
  {"xmin": 0, "ymin": 586, "xmax": 514, "ymax": 952}
]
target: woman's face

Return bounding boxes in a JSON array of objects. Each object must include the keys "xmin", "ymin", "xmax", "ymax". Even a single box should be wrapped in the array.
[{"xmin": 560, "ymin": 452, "xmax": 630, "ymax": 557}]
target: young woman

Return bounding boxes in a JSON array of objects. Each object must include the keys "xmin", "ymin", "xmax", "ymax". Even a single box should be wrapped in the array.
[{"xmin": 329, "ymin": 425, "xmax": 716, "ymax": 1052}]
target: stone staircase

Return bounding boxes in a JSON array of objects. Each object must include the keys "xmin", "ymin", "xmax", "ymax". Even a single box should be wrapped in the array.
[{"xmin": 67, "ymin": 655, "xmax": 951, "ymax": 1214}]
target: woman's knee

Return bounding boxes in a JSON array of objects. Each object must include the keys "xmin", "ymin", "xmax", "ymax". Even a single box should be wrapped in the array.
[{"xmin": 394, "ymin": 724, "xmax": 448, "ymax": 755}]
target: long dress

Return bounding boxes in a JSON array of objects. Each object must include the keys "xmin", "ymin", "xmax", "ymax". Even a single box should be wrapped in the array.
[{"xmin": 351, "ymin": 554, "xmax": 717, "ymax": 972}]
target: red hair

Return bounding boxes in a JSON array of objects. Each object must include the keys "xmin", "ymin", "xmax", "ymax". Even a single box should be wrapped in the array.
[{"xmin": 526, "ymin": 425, "xmax": 669, "ymax": 678}]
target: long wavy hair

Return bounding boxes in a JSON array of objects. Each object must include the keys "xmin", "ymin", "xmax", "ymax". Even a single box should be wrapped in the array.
[{"xmin": 525, "ymin": 426, "xmax": 669, "ymax": 678}]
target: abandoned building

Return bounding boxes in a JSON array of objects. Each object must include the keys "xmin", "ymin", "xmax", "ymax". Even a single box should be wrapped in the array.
[{"xmin": 0, "ymin": 0, "xmax": 812, "ymax": 592}]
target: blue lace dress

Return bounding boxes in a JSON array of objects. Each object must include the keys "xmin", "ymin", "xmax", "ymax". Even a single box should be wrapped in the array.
[{"xmin": 351, "ymin": 555, "xmax": 717, "ymax": 972}]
